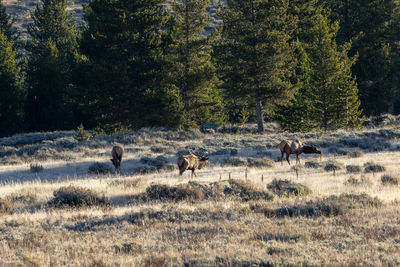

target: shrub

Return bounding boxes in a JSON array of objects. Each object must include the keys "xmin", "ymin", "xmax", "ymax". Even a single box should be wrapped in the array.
[
  {"xmin": 140, "ymin": 155, "xmax": 172, "ymax": 170},
  {"xmin": 344, "ymin": 175, "xmax": 372, "ymax": 186},
  {"xmin": 324, "ymin": 160, "xmax": 343, "ymax": 175},
  {"xmin": 348, "ymin": 150, "xmax": 364, "ymax": 158},
  {"xmin": 0, "ymin": 198, "xmax": 13, "ymax": 215},
  {"xmin": 364, "ymin": 162, "xmax": 385, "ymax": 173},
  {"xmin": 305, "ymin": 161, "xmax": 322, "ymax": 169},
  {"xmin": 7, "ymin": 192, "xmax": 37, "ymax": 204},
  {"xmin": 223, "ymin": 180, "xmax": 274, "ymax": 201},
  {"xmin": 150, "ymin": 146, "xmax": 168, "ymax": 153},
  {"xmin": 30, "ymin": 163, "xmax": 44, "ymax": 173},
  {"xmin": 230, "ymin": 149, "xmax": 238, "ymax": 156},
  {"xmin": 271, "ymin": 193, "xmax": 381, "ymax": 217},
  {"xmin": 74, "ymin": 124, "xmax": 91, "ymax": 142},
  {"xmin": 88, "ymin": 162, "xmax": 113, "ymax": 174},
  {"xmin": 108, "ymin": 178, "xmax": 142, "ymax": 188},
  {"xmin": 247, "ymin": 158, "xmax": 274, "ymax": 168},
  {"xmin": 346, "ymin": 165, "xmax": 362, "ymax": 173},
  {"xmin": 48, "ymin": 186, "xmax": 110, "ymax": 208},
  {"xmin": 267, "ymin": 179, "xmax": 312, "ymax": 197},
  {"xmin": 222, "ymin": 157, "xmax": 248, "ymax": 167},
  {"xmin": 254, "ymin": 232, "xmax": 307, "ymax": 243},
  {"xmin": 211, "ymin": 148, "xmax": 231, "ymax": 156},
  {"xmin": 381, "ymin": 174, "xmax": 399, "ymax": 186},
  {"xmin": 145, "ymin": 184, "xmax": 204, "ymax": 202}
]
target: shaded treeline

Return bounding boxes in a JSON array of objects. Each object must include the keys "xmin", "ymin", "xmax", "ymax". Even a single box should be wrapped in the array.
[{"xmin": 1, "ymin": 0, "xmax": 399, "ymax": 137}]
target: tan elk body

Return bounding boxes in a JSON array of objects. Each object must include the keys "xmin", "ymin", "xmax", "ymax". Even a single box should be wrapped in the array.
[
  {"xmin": 279, "ymin": 140, "xmax": 322, "ymax": 165},
  {"xmin": 110, "ymin": 145, "xmax": 124, "ymax": 172},
  {"xmin": 177, "ymin": 154, "xmax": 209, "ymax": 177}
]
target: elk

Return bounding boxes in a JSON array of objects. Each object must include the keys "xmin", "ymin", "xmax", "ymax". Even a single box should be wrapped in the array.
[
  {"xmin": 177, "ymin": 154, "xmax": 209, "ymax": 177},
  {"xmin": 279, "ymin": 140, "xmax": 322, "ymax": 165},
  {"xmin": 110, "ymin": 144, "xmax": 124, "ymax": 172}
]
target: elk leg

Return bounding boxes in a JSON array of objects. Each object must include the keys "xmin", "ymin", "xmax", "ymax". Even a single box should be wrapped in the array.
[
  {"xmin": 281, "ymin": 151, "xmax": 284, "ymax": 166},
  {"xmin": 286, "ymin": 153, "xmax": 290, "ymax": 165},
  {"xmin": 296, "ymin": 154, "xmax": 300, "ymax": 165}
]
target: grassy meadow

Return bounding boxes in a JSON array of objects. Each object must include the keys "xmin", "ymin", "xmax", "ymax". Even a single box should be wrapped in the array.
[{"xmin": 1, "ymin": 118, "xmax": 400, "ymax": 266}]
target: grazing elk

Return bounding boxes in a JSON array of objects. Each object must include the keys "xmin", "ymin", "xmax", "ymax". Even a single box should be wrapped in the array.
[
  {"xmin": 177, "ymin": 154, "xmax": 209, "ymax": 177},
  {"xmin": 110, "ymin": 144, "xmax": 124, "ymax": 172},
  {"xmin": 279, "ymin": 140, "xmax": 322, "ymax": 165}
]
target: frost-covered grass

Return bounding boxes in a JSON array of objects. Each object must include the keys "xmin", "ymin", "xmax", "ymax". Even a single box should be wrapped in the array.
[{"xmin": 2, "ymin": 123, "xmax": 400, "ymax": 265}]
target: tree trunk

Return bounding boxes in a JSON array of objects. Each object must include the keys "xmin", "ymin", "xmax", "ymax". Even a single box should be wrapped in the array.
[{"xmin": 256, "ymin": 97, "xmax": 264, "ymax": 133}]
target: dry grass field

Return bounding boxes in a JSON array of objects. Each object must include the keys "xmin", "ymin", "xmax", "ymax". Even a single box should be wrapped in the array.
[{"xmin": 1, "ymin": 120, "xmax": 400, "ymax": 266}]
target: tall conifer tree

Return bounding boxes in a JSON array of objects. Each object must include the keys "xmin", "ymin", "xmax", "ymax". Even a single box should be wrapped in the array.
[
  {"xmin": 0, "ymin": 32, "xmax": 25, "ymax": 137},
  {"xmin": 217, "ymin": 0, "xmax": 297, "ymax": 132},
  {"xmin": 308, "ymin": 15, "xmax": 363, "ymax": 131},
  {"xmin": 0, "ymin": 0, "xmax": 16, "ymax": 41},
  {"xmin": 326, "ymin": 0, "xmax": 400, "ymax": 115},
  {"xmin": 25, "ymin": 0, "xmax": 80, "ymax": 131},
  {"xmin": 81, "ymin": 0, "xmax": 182, "ymax": 130},
  {"xmin": 165, "ymin": 0, "xmax": 225, "ymax": 128}
]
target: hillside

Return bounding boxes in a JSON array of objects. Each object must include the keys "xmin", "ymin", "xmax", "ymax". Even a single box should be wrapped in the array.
[
  {"xmin": 1, "ymin": 118, "xmax": 400, "ymax": 265},
  {"xmin": 3, "ymin": 0, "xmax": 223, "ymax": 39}
]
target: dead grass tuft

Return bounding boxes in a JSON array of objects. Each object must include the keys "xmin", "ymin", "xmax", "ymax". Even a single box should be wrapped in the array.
[{"xmin": 0, "ymin": 198, "xmax": 14, "ymax": 215}]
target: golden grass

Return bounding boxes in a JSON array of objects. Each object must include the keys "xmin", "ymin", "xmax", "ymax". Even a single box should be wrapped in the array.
[{"xmin": 1, "ymin": 146, "xmax": 400, "ymax": 265}]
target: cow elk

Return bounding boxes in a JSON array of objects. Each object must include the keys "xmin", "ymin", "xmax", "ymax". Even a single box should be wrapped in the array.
[
  {"xmin": 111, "ymin": 144, "xmax": 124, "ymax": 172},
  {"xmin": 177, "ymin": 154, "xmax": 209, "ymax": 177},
  {"xmin": 279, "ymin": 140, "xmax": 322, "ymax": 165}
]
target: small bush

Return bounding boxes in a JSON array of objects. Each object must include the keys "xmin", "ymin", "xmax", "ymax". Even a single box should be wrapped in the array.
[
  {"xmin": 364, "ymin": 162, "xmax": 386, "ymax": 173},
  {"xmin": 145, "ymin": 184, "xmax": 204, "ymax": 202},
  {"xmin": 140, "ymin": 155, "xmax": 172, "ymax": 170},
  {"xmin": 74, "ymin": 124, "xmax": 91, "ymax": 142},
  {"xmin": 348, "ymin": 150, "xmax": 364, "ymax": 158},
  {"xmin": 0, "ymin": 198, "xmax": 13, "ymax": 215},
  {"xmin": 223, "ymin": 180, "xmax": 274, "ymax": 201},
  {"xmin": 305, "ymin": 161, "xmax": 322, "ymax": 169},
  {"xmin": 230, "ymin": 149, "xmax": 238, "ymax": 156},
  {"xmin": 7, "ymin": 192, "xmax": 37, "ymax": 204},
  {"xmin": 270, "ymin": 193, "xmax": 381, "ymax": 218},
  {"xmin": 150, "ymin": 146, "xmax": 168, "ymax": 153},
  {"xmin": 346, "ymin": 165, "xmax": 362, "ymax": 173},
  {"xmin": 381, "ymin": 174, "xmax": 399, "ymax": 185},
  {"xmin": 108, "ymin": 178, "xmax": 142, "ymax": 188},
  {"xmin": 88, "ymin": 162, "xmax": 113, "ymax": 174},
  {"xmin": 48, "ymin": 186, "xmax": 110, "ymax": 208},
  {"xmin": 344, "ymin": 175, "xmax": 371, "ymax": 186},
  {"xmin": 247, "ymin": 158, "xmax": 274, "ymax": 168},
  {"xmin": 222, "ymin": 157, "xmax": 248, "ymax": 167},
  {"xmin": 324, "ymin": 160, "xmax": 343, "ymax": 175},
  {"xmin": 254, "ymin": 232, "xmax": 307, "ymax": 243},
  {"xmin": 30, "ymin": 163, "xmax": 44, "ymax": 173},
  {"xmin": 267, "ymin": 179, "xmax": 312, "ymax": 197}
]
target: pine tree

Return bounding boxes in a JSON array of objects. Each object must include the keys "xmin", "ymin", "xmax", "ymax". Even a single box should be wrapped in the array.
[
  {"xmin": 80, "ymin": 0, "xmax": 182, "ymax": 130},
  {"xmin": 0, "ymin": 0, "xmax": 17, "ymax": 41},
  {"xmin": 276, "ymin": 41, "xmax": 316, "ymax": 132},
  {"xmin": 25, "ymin": 0, "xmax": 80, "ymax": 131},
  {"xmin": 326, "ymin": 0, "xmax": 400, "ymax": 116},
  {"xmin": 217, "ymin": 0, "xmax": 297, "ymax": 132},
  {"xmin": 165, "ymin": 0, "xmax": 225, "ymax": 128},
  {"xmin": 308, "ymin": 14, "xmax": 363, "ymax": 131},
  {"xmin": 0, "ymin": 32, "xmax": 25, "ymax": 137}
]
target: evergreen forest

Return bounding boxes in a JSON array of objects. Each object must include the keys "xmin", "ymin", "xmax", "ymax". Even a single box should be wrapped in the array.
[{"xmin": 1, "ymin": 0, "xmax": 400, "ymax": 137}]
